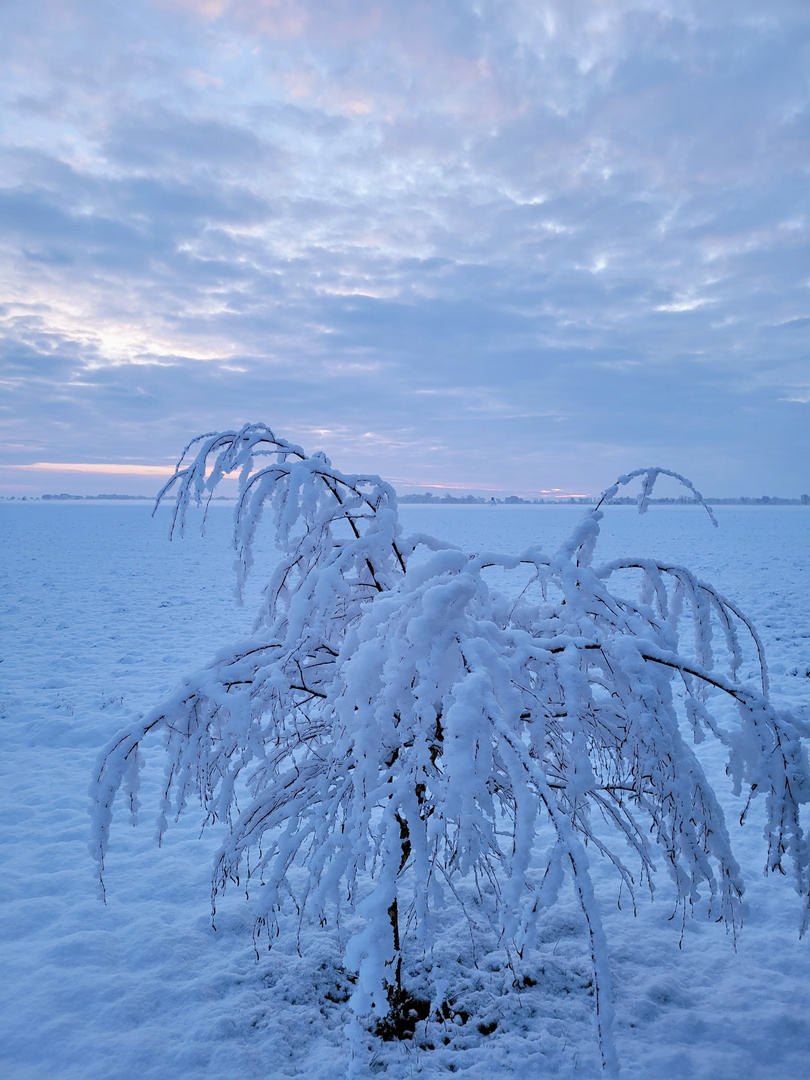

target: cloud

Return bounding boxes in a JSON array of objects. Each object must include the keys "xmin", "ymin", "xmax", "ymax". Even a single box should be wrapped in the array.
[
  {"xmin": 103, "ymin": 105, "xmax": 276, "ymax": 173},
  {"xmin": 0, "ymin": 0, "xmax": 808, "ymax": 497}
]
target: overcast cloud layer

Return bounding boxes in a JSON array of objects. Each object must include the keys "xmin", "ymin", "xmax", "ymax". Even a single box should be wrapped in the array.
[{"xmin": 1, "ymin": 0, "xmax": 809, "ymax": 496}]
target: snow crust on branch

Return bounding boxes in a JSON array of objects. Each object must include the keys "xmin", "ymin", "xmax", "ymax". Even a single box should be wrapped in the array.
[{"xmin": 90, "ymin": 423, "xmax": 810, "ymax": 1077}]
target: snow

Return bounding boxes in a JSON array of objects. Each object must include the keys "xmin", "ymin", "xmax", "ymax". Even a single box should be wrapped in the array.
[{"xmin": 1, "ymin": 500, "xmax": 809, "ymax": 1079}]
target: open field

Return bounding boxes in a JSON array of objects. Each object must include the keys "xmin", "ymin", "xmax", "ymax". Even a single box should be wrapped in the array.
[{"xmin": 2, "ymin": 502, "xmax": 809, "ymax": 1079}]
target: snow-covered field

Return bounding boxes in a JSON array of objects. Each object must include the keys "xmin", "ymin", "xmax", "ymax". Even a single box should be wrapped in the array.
[{"xmin": 1, "ymin": 501, "xmax": 809, "ymax": 1079}]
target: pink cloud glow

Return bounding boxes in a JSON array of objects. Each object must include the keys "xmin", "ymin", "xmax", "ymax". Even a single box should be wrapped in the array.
[{"xmin": 9, "ymin": 463, "xmax": 178, "ymax": 476}]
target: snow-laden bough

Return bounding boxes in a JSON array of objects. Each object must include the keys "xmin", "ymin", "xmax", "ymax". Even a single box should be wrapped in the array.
[{"xmin": 90, "ymin": 424, "xmax": 810, "ymax": 1077}]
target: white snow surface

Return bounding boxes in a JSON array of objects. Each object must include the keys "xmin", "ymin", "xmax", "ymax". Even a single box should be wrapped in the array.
[{"xmin": 1, "ymin": 501, "xmax": 809, "ymax": 1079}]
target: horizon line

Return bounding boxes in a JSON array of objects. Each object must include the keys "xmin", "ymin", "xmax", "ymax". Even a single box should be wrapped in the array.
[{"xmin": 2, "ymin": 461, "xmax": 594, "ymax": 498}]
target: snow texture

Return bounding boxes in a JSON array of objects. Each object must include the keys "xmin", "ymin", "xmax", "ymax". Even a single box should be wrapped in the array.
[{"xmin": 2, "ymin": 426, "xmax": 809, "ymax": 1079}]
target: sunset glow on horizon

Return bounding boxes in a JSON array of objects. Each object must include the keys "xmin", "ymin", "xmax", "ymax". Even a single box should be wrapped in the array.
[{"xmin": 9, "ymin": 463, "xmax": 178, "ymax": 477}]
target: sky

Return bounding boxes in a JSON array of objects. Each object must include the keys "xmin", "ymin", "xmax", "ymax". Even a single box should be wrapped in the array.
[{"xmin": 1, "ymin": 0, "xmax": 809, "ymax": 498}]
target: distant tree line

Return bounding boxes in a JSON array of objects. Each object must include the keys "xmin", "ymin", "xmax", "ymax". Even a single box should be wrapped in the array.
[
  {"xmin": 4, "ymin": 492, "xmax": 810, "ymax": 505},
  {"xmin": 32, "ymin": 493, "xmax": 233, "ymax": 501},
  {"xmin": 399, "ymin": 493, "xmax": 810, "ymax": 506}
]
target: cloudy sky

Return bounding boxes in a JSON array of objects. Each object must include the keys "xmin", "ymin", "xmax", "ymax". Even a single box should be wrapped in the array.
[{"xmin": 1, "ymin": 0, "xmax": 808, "ymax": 498}]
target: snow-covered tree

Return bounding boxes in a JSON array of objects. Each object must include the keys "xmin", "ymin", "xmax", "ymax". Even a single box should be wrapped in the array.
[{"xmin": 90, "ymin": 423, "xmax": 809, "ymax": 1076}]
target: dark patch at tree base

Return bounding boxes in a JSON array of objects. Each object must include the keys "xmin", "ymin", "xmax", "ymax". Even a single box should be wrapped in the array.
[{"xmin": 374, "ymin": 989, "xmax": 432, "ymax": 1041}]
